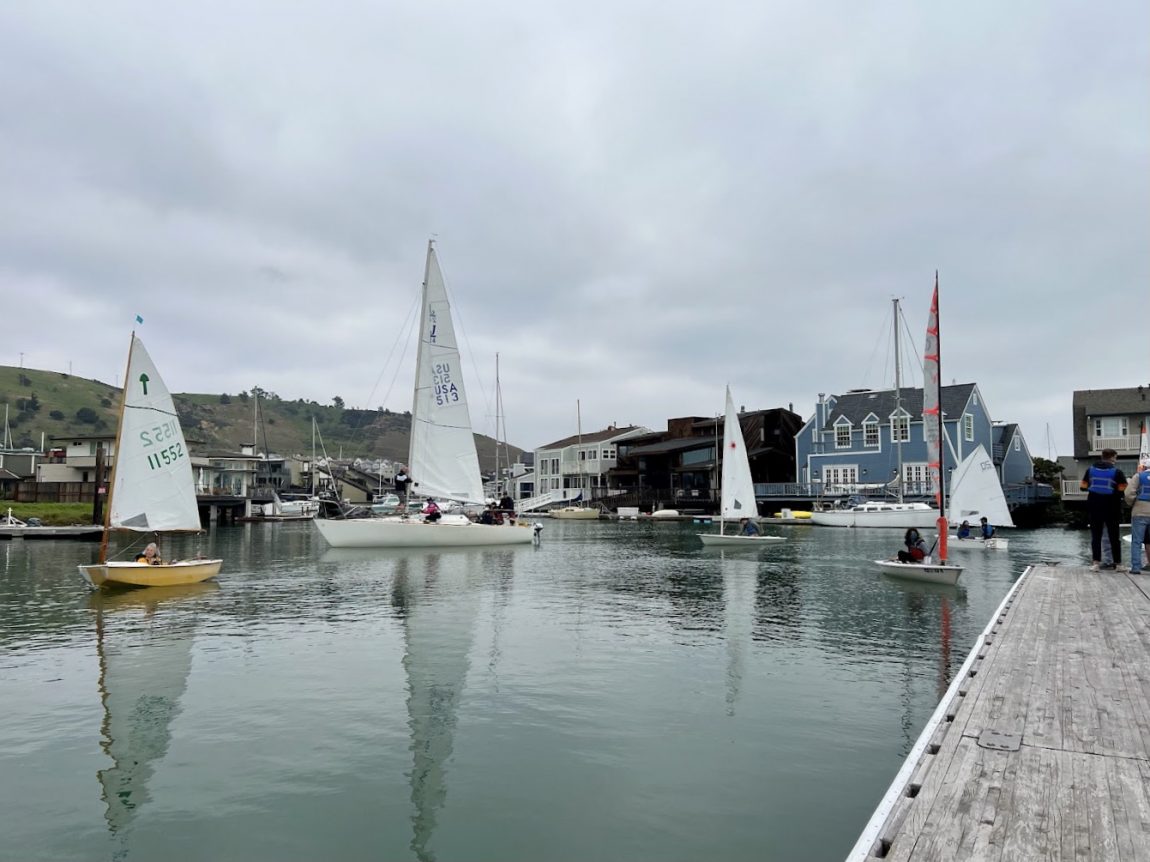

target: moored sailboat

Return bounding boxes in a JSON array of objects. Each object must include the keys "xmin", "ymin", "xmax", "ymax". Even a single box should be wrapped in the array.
[
  {"xmin": 946, "ymin": 444, "xmax": 1013, "ymax": 550},
  {"xmin": 78, "ymin": 333, "xmax": 222, "ymax": 588}
]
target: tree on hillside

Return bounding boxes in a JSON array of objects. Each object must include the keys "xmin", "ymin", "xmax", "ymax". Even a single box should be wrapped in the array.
[
  {"xmin": 1032, "ymin": 457, "xmax": 1064, "ymax": 486},
  {"xmin": 239, "ymin": 391, "xmax": 249, "ymax": 403},
  {"xmin": 76, "ymin": 407, "xmax": 99, "ymax": 424},
  {"xmin": 49, "ymin": 410, "xmax": 64, "ymax": 420},
  {"xmin": 219, "ymin": 394, "xmax": 231, "ymax": 404},
  {"xmin": 332, "ymin": 396, "xmax": 345, "ymax": 409}
]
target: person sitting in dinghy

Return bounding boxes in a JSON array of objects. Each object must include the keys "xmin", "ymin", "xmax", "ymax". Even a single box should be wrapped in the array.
[
  {"xmin": 897, "ymin": 529, "xmax": 927, "ymax": 563},
  {"xmin": 979, "ymin": 517, "xmax": 995, "ymax": 539},
  {"xmin": 422, "ymin": 499, "xmax": 442, "ymax": 523},
  {"xmin": 957, "ymin": 520, "xmax": 972, "ymax": 539},
  {"xmin": 739, "ymin": 518, "xmax": 760, "ymax": 537},
  {"xmin": 134, "ymin": 542, "xmax": 163, "ymax": 565}
]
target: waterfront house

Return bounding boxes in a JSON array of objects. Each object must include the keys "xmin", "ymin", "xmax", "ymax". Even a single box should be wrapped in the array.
[
  {"xmin": 533, "ymin": 425, "xmax": 649, "ymax": 503},
  {"xmin": 1059, "ymin": 386, "xmax": 1150, "ymax": 501},
  {"xmin": 794, "ymin": 384, "xmax": 1035, "ymax": 499}
]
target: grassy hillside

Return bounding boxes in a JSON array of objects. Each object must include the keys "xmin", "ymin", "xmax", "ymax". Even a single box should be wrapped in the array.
[{"xmin": 0, "ymin": 367, "xmax": 521, "ymax": 471}]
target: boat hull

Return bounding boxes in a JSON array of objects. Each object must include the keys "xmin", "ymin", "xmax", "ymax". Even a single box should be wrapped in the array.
[
  {"xmin": 873, "ymin": 559, "xmax": 963, "ymax": 586},
  {"xmin": 948, "ymin": 537, "xmax": 1009, "ymax": 551},
  {"xmin": 810, "ymin": 505, "xmax": 938, "ymax": 529},
  {"xmin": 314, "ymin": 516, "xmax": 537, "ymax": 548},
  {"xmin": 698, "ymin": 533, "xmax": 785, "ymax": 547},
  {"xmin": 79, "ymin": 559, "xmax": 223, "ymax": 589},
  {"xmin": 549, "ymin": 508, "xmax": 600, "ymax": 520}
]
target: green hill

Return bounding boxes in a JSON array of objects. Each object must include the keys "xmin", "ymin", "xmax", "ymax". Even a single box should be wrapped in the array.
[{"xmin": 0, "ymin": 367, "xmax": 521, "ymax": 471}]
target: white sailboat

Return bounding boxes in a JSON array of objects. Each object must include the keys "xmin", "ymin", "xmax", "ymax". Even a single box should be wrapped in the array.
[
  {"xmin": 314, "ymin": 242, "xmax": 535, "ymax": 548},
  {"xmin": 810, "ymin": 298, "xmax": 937, "ymax": 529},
  {"xmin": 551, "ymin": 400, "xmax": 600, "ymax": 520},
  {"xmin": 946, "ymin": 444, "xmax": 1012, "ymax": 550},
  {"xmin": 79, "ymin": 333, "xmax": 223, "ymax": 588},
  {"xmin": 698, "ymin": 386, "xmax": 784, "ymax": 547},
  {"xmin": 876, "ymin": 278, "xmax": 964, "ymax": 586}
]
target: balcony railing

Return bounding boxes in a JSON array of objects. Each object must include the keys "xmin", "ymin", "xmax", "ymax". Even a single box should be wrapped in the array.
[
  {"xmin": 1090, "ymin": 434, "xmax": 1143, "ymax": 454},
  {"xmin": 1062, "ymin": 479, "xmax": 1086, "ymax": 499}
]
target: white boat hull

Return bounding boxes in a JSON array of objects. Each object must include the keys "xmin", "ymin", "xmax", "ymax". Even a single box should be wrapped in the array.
[
  {"xmin": 874, "ymin": 559, "xmax": 963, "ymax": 586},
  {"xmin": 810, "ymin": 505, "xmax": 938, "ymax": 529},
  {"xmin": 79, "ymin": 559, "xmax": 223, "ymax": 589},
  {"xmin": 698, "ymin": 533, "xmax": 785, "ymax": 547},
  {"xmin": 549, "ymin": 507, "xmax": 600, "ymax": 520},
  {"xmin": 948, "ymin": 537, "xmax": 1009, "ymax": 551},
  {"xmin": 314, "ymin": 515, "xmax": 536, "ymax": 548}
]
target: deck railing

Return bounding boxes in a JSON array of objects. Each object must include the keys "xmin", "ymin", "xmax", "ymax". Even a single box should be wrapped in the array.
[{"xmin": 1090, "ymin": 434, "xmax": 1144, "ymax": 454}]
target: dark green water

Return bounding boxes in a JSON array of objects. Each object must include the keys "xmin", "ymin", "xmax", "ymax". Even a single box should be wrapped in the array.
[{"xmin": 0, "ymin": 521, "xmax": 1089, "ymax": 861}]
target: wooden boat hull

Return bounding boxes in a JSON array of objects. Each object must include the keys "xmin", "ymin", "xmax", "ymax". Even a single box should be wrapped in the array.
[
  {"xmin": 549, "ymin": 508, "xmax": 600, "ymax": 520},
  {"xmin": 79, "ymin": 559, "xmax": 223, "ymax": 589},
  {"xmin": 873, "ymin": 559, "xmax": 963, "ymax": 586},
  {"xmin": 698, "ymin": 533, "xmax": 785, "ymax": 547},
  {"xmin": 314, "ymin": 516, "xmax": 537, "ymax": 548}
]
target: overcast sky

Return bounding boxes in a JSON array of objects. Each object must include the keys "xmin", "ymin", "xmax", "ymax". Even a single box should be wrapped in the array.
[{"xmin": 3, "ymin": 1, "xmax": 1147, "ymax": 456}]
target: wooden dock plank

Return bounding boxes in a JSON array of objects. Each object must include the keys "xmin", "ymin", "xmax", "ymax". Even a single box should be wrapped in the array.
[{"xmin": 852, "ymin": 565, "xmax": 1150, "ymax": 861}]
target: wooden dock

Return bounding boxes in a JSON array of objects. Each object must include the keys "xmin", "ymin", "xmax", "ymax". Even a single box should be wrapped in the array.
[{"xmin": 848, "ymin": 563, "xmax": 1150, "ymax": 861}]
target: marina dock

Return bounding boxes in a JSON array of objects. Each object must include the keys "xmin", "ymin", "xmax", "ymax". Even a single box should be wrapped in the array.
[{"xmin": 849, "ymin": 562, "xmax": 1150, "ymax": 860}]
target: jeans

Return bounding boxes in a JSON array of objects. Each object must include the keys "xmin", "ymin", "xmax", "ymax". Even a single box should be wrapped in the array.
[{"xmin": 1131, "ymin": 515, "xmax": 1150, "ymax": 573}]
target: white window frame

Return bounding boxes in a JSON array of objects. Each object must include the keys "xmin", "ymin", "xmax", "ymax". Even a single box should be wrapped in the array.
[
  {"xmin": 903, "ymin": 462, "xmax": 930, "ymax": 495},
  {"xmin": 863, "ymin": 418, "xmax": 879, "ymax": 448},
  {"xmin": 834, "ymin": 419, "xmax": 853, "ymax": 449},
  {"xmin": 1093, "ymin": 417, "xmax": 1128, "ymax": 437},
  {"xmin": 822, "ymin": 464, "xmax": 859, "ymax": 490},
  {"xmin": 963, "ymin": 413, "xmax": 974, "ymax": 442},
  {"xmin": 1013, "ymin": 436, "xmax": 1021, "ymax": 452},
  {"xmin": 890, "ymin": 411, "xmax": 910, "ymax": 443}
]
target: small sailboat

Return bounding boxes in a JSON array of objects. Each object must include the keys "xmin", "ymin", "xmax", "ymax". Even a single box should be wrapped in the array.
[
  {"xmin": 79, "ymin": 333, "xmax": 223, "ymax": 588},
  {"xmin": 876, "ymin": 278, "xmax": 964, "ymax": 586},
  {"xmin": 314, "ymin": 241, "xmax": 535, "ymax": 548},
  {"xmin": 946, "ymin": 444, "xmax": 1012, "ymax": 550},
  {"xmin": 698, "ymin": 386, "xmax": 784, "ymax": 547}
]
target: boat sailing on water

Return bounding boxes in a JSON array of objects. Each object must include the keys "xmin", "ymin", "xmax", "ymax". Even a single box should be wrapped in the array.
[
  {"xmin": 698, "ymin": 386, "xmax": 784, "ymax": 547},
  {"xmin": 946, "ymin": 444, "xmax": 1013, "ymax": 550},
  {"xmin": 314, "ymin": 241, "xmax": 536, "ymax": 548},
  {"xmin": 875, "ymin": 278, "xmax": 964, "ymax": 586},
  {"xmin": 809, "ymin": 298, "xmax": 937, "ymax": 529},
  {"xmin": 79, "ymin": 333, "xmax": 223, "ymax": 588}
]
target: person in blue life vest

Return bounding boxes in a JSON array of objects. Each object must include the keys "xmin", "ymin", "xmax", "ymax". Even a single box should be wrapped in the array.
[
  {"xmin": 957, "ymin": 520, "xmax": 972, "ymax": 539},
  {"xmin": 1124, "ymin": 463, "xmax": 1150, "ymax": 575},
  {"xmin": 979, "ymin": 517, "xmax": 995, "ymax": 540},
  {"xmin": 1081, "ymin": 447, "xmax": 1127, "ymax": 571},
  {"xmin": 897, "ymin": 528, "xmax": 927, "ymax": 563},
  {"xmin": 739, "ymin": 517, "xmax": 760, "ymax": 537}
]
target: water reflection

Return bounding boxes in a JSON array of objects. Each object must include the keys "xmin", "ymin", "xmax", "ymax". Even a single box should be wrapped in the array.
[
  {"xmin": 391, "ymin": 550, "xmax": 502, "ymax": 862},
  {"xmin": 90, "ymin": 584, "xmax": 218, "ymax": 852}
]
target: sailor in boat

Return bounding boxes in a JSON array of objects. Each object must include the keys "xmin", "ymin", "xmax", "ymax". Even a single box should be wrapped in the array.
[
  {"xmin": 957, "ymin": 520, "xmax": 972, "ymax": 540},
  {"xmin": 896, "ymin": 529, "xmax": 927, "ymax": 564},
  {"xmin": 739, "ymin": 518, "xmax": 761, "ymax": 537},
  {"xmin": 395, "ymin": 467, "xmax": 412, "ymax": 506},
  {"xmin": 499, "ymin": 493, "xmax": 516, "ymax": 521},
  {"xmin": 134, "ymin": 542, "xmax": 163, "ymax": 565},
  {"xmin": 422, "ymin": 499, "xmax": 442, "ymax": 523},
  {"xmin": 979, "ymin": 517, "xmax": 995, "ymax": 540}
]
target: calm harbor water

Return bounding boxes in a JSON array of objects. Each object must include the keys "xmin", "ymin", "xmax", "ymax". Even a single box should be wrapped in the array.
[{"xmin": 1, "ymin": 521, "xmax": 1091, "ymax": 861}]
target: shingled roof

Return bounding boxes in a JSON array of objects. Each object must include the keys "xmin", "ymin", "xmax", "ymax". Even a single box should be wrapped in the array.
[
  {"xmin": 538, "ymin": 425, "xmax": 643, "ymax": 450},
  {"xmin": 1072, "ymin": 386, "xmax": 1150, "ymax": 459},
  {"xmin": 823, "ymin": 384, "xmax": 977, "ymax": 428}
]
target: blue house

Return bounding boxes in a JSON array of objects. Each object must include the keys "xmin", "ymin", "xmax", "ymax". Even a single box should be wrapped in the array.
[{"xmin": 794, "ymin": 383, "xmax": 1033, "ymax": 497}]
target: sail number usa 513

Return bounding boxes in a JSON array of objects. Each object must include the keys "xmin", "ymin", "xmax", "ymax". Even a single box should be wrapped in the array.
[{"xmin": 140, "ymin": 420, "xmax": 186, "ymax": 470}]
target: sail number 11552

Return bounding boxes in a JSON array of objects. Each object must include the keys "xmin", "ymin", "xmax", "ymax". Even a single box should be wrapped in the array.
[{"xmin": 140, "ymin": 420, "xmax": 186, "ymax": 471}]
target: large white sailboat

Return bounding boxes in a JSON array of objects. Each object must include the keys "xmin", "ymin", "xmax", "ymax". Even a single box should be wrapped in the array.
[
  {"xmin": 314, "ymin": 242, "xmax": 535, "ymax": 548},
  {"xmin": 79, "ymin": 333, "xmax": 223, "ymax": 588},
  {"xmin": 698, "ymin": 386, "xmax": 784, "ymax": 547},
  {"xmin": 810, "ymin": 298, "xmax": 937, "ymax": 529},
  {"xmin": 876, "ymin": 277, "xmax": 964, "ymax": 585}
]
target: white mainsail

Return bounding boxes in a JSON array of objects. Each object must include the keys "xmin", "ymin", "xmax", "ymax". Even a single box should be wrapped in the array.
[
  {"xmin": 947, "ymin": 445, "xmax": 1015, "ymax": 528},
  {"xmin": 719, "ymin": 386, "xmax": 757, "ymax": 521},
  {"xmin": 408, "ymin": 244, "xmax": 485, "ymax": 505},
  {"xmin": 109, "ymin": 336, "xmax": 202, "ymax": 532}
]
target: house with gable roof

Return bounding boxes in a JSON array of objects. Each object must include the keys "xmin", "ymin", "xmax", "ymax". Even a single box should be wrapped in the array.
[
  {"xmin": 794, "ymin": 383, "xmax": 1034, "ymax": 498},
  {"xmin": 1059, "ymin": 386, "xmax": 1150, "ymax": 500}
]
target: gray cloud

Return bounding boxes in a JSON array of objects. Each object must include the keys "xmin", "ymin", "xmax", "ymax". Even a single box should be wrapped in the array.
[{"xmin": 3, "ymin": 0, "xmax": 1147, "ymax": 456}]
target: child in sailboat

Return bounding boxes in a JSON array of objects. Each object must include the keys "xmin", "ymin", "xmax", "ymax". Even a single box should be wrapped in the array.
[
  {"xmin": 739, "ymin": 518, "xmax": 761, "ymax": 537},
  {"xmin": 957, "ymin": 520, "xmax": 972, "ymax": 539},
  {"xmin": 979, "ymin": 517, "xmax": 995, "ymax": 539},
  {"xmin": 422, "ymin": 499, "xmax": 442, "ymax": 523},
  {"xmin": 897, "ymin": 529, "xmax": 927, "ymax": 563}
]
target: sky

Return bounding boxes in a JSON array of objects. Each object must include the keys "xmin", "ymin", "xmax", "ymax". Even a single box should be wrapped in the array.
[{"xmin": 2, "ymin": 1, "xmax": 1147, "ymax": 458}]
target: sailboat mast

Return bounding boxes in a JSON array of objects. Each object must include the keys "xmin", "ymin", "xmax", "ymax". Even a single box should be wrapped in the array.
[
  {"xmin": 408, "ymin": 240, "xmax": 435, "ymax": 475},
  {"xmin": 892, "ymin": 297, "xmax": 904, "ymax": 503},
  {"xmin": 933, "ymin": 276, "xmax": 948, "ymax": 539},
  {"xmin": 98, "ymin": 334, "xmax": 137, "ymax": 565},
  {"xmin": 576, "ymin": 399, "xmax": 582, "ymax": 498},
  {"xmin": 495, "ymin": 352, "xmax": 503, "ymax": 498}
]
